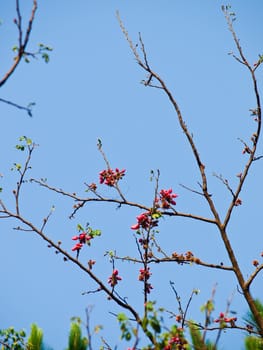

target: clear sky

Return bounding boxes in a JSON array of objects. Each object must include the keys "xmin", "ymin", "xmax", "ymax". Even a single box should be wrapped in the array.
[{"xmin": 1, "ymin": 1, "xmax": 263, "ymax": 349}]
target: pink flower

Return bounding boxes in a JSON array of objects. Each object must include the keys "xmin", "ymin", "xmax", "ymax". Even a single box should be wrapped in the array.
[
  {"xmin": 145, "ymin": 283, "xmax": 153, "ymax": 294},
  {"xmin": 71, "ymin": 232, "xmax": 91, "ymax": 252},
  {"xmin": 131, "ymin": 223, "xmax": 140, "ymax": 230},
  {"xmin": 71, "ymin": 243, "xmax": 83, "ymax": 251},
  {"xmin": 131, "ymin": 211, "xmax": 158, "ymax": 231},
  {"xmin": 108, "ymin": 269, "xmax": 122, "ymax": 287},
  {"xmin": 214, "ymin": 312, "xmax": 237, "ymax": 325},
  {"xmin": 99, "ymin": 168, "xmax": 126, "ymax": 186},
  {"xmin": 138, "ymin": 267, "xmax": 152, "ymax": 281},
  {"xmin": 138, "ymin": 267, "xmax": 153, "ymax": 293},
  {"xmin": 79, "ymin": 233, "xmax": 87, "ymax": 242},
  {"xmin": 156, "ymin": 188, "xmax": 178, "ymax": 209}
]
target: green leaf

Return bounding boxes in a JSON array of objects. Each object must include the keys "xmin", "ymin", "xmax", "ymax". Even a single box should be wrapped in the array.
[
  {"xmin": 152, "ymin": 212, "xmax": 162, "ymax": 219},
  {"xmin": 15, "ymin": 145, "xmax": 25, "ymax": 151},
  {"xmin": 150, "ymin": 318, "xmax": 161, "ymax": 333},
  {"xmin": 67, "ymin": 322, "xmax": 88, "ymax": 350},
  {"xmin": 141, "ymin": 317, "xmax": 148, "ymax": 330},
  {"xmin": 189, "ymin": 322, "xmax": 207, "ymax": 350},
  {"xmin": 193, "ymin": 289, "xmax": 200, "ymax": 295},
  {"xmin": 28, "ymin": 324, "xmax": 43, "ymax": 350},
  {"xmin": 91, "ymin": 229, "xmax": 101, "ymax": 237},
  {"xmin": 145, "ymin": 301, "xmax": 155, "ymax": 312},
  {"xmin": 124, "ymin": 332, "xmax": 131, "ymax": 341},
  {"xmin": 200, "ymin": 300, "xmax": 214, "ymax": 313},
  {"xmin": 14, "ymin": 163, "xmax": 21, "ymax": 171},
  {"xmin": 77, "ymin": 224, "xmax": 84, "ymax": 232},
  {"xmin": 94, "ymin": 325, "xmax": 103, "ymax": 334},
  {"xmin": 117, "ymin": 313, "xmax": 128, "ymax": 322},
  {"xmin": 19, "ymin": 330, "xmax": 26, "ymax": 338},
  {"xmin": 243, "ymin": 299, "xmax": 263, "ymax": 333},
  {"xmin": 107, "ymin": 250, "xmax": 115, "ymax": 258},
  {"xmin": 245, "ymin": 336, "xmax": 263, "ymax": 350},
  {"xmin": 26, "ymin": 138, "xmax": 32, "ymax": 146},
  {"xmin": 42, "ymin": 53, "xmax": 50, "ymax": 63}
]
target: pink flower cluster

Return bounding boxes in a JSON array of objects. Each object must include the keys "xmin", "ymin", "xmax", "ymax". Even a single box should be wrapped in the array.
[
  {"xmin": 71, "ymin": 232, "xmax": 91, "ymax": 252},
  {"xmin": 108, "ymin": 269, "xmax": 122, "ymax": 287},
  {"xmin": 131, "ymin": 211, "xmax": 158, "ymax": 231},
  {"xmin": 138, "ymin": 267, "xmax": 153, "ymax": 294},
  {"xmin": 214, "ymin": 312, "xmax": 237, "ymax": 326},
  {"xmin": 99, "ymin": 168, "xmax": 126, "ymax": 186},
  {"xmin": 164, "ymin": 334, "xmax": 187, "ymax": 350},
  {"xmin": 156, "ymin": 188, "xmax": 178, "ymax": 209},
  {"xmin": 130, "ymin": 189, "xmax": 178, "ymax": 230},
  {"xmin": 164, "ymin": 337, "xmax": 181, "ymax": 350}
]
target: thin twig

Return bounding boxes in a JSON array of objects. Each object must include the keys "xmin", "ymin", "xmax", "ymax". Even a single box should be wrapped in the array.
[
  {"xmin": 213, "ymin": 173, "xmax": 235, "ymax": 198},
  {"xmin": 0, "ymin": 98, "xmax": 34, "ymax": 116},
  {"xmin": 245, "ymin": 264, "xmax": 263, "ymax": 290}
]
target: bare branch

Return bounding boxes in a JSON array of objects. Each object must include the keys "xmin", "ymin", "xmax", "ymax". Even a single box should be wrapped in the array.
[
  {"xmin": 222, "ymin": 7, "xmax": 262, "ymax": 230},
  {"xmin": 31, "ymin": 177, "xmax": 217, "ymax": 224},
  {"xmin": 114, "ymin": 254, "xmax": 233, "ymax": 272},
  {"xmin": 179, "ymin": 183, "xmax": 212, "ymax": 197},
  {"xmin": 0, "ymin": 205, "xmax": 145, "ymax": 332},
  {"xmin": 0, "ymin": 0, "xmax": 38, "ymax": 88},
  {"xmin": 14, "ymin": 142, "xmax": 36, "ymax": 216},
  {"xmin": 117, "ymin": 13, "xmax": 222, "ymax": 229}
]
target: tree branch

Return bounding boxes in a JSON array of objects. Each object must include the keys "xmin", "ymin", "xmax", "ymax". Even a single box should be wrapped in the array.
[{"xmin": 0, "ymin": 0, "xmax": 38, "ymax": 88}]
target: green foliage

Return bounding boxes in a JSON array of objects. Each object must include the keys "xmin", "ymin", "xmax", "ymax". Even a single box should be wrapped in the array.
[
  {"xmin": 154, "ymin": 324, "xmax": 190, "ymax": 350},
  {"xmin": 200, "ymin": 300, "xmax": 214, "ymax": 315},
  {"xmin": 245, "ymin": 336, "xmax": 263, "ymax": 350},
  {"xmin": 189, "ymin": 322, "xmax": 216, "ymax": 350},
  {"xmin": 144, "ymin": 301, "xmax": 162, "ymax": 334},
  {"xmin": 243, "ymin": 299, "xmax": 263, "ymax": 350},
  {"xmin": 15, "ymin": 136, "xmax": 33, "ymax": 151},
  {"xmin": 151, "ymin": 212, "xmax": 162, "ymax": 220},
  {"xmin": 117, "ymin": 313, "xmax": 132, "ymax": 341},
  {"xmin": 66, "ymin": 322, "xmax": 88, "ymax": 350},
  {"xmin": 244, "ymin": 299, "xmax": 263, "ymax": 333},
  {"xmin": 140, "ymin": 302, "xmax": 191, "ymax": 349},
  {"xmin": 258, "ymin": 54, "xmax": 263, "ymax": 64},
  {"xmin": 12, "ymin": 163, "xmax": 22, "ymax": 171},
  {"xmin": 0, "ymin": 326, "xmax": 27, "ymax": 349},
  {"xmin": 77, "ymin": 223, "xmax": 101, "ymax": 239},
  {"xmin": 77, "ymin": 224, "xmax": 85, "ymax": 232},
  {"xmin": 38, "ymin": 43, "xmax": 53, "ymax": 63},
  {"xmin": 27, "ymin": 324, "xmax": 43, "ymax": 350},
  {"xmin": 16, "ymin": 44, "xmax": 53, "ymax": 64}
]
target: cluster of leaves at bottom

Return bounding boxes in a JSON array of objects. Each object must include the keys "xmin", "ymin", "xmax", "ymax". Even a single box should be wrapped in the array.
[
  {"xmin": 0, "ymin": 322, "xmax": 87, "ymax": 350},
  {"xmin": 2, "ymin": 300, "xmax": 263, "ymax": 350},
  {"xmin": 118, "ymin": 300, "xmax": 263, "ymax": 350}
]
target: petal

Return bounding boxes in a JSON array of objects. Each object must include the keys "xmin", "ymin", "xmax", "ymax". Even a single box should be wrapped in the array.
[{"xmin": 131, "ymin": 223, "xmax": 140, "ymax": 230}]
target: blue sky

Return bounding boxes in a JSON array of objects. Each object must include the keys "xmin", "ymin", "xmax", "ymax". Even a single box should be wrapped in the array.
[{"xmin": 1, "ymin": 1, "xmax": 263, "ymax": 349}]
